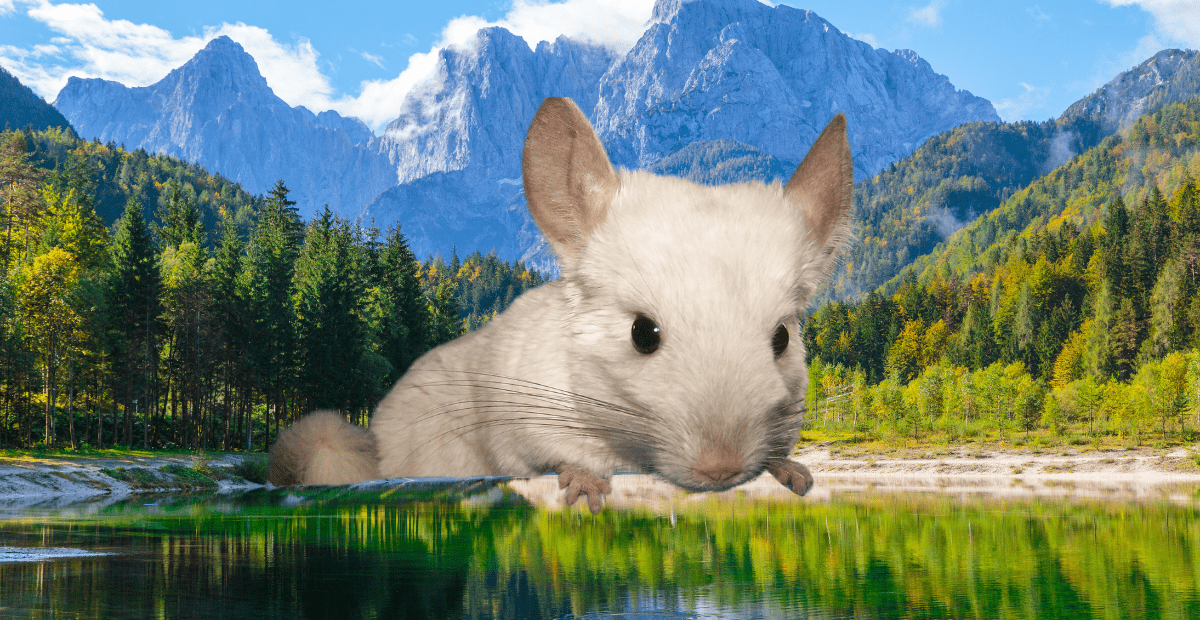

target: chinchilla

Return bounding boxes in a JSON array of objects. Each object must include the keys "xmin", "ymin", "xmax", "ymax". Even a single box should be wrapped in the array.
[{"xmin": 269, "ymin": 97, "xmax": 853, "ymax": 513}]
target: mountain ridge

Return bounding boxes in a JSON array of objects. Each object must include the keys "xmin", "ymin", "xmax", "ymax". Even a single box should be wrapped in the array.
[
  {"xmin": 0, "ymin": 65, "xmax": 73, "ymax": 133},
  {"xmin": 53, "ymin": 36, "xmax": 396, "ymax": 217}
]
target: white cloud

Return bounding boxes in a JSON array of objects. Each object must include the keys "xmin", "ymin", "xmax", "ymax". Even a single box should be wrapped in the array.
[
  {"xmin": 1103, "ymin": 0, "xmax": 1200, "ymax": 48},
  {"xmin": 471, "ymin": 0, "xmax": 655, "ymax": 52},
  {"xmin": 326, "ymin": 0, "xmax": 657, "ymax": 130},
  {"xmin": 360, "ymin": 51, "xmax": 385, "ymax": 69},
  {"xmin": 0, "ymin": 0, "xmax": 16, "ymax": 15},
  {"xmin": 994, "ymin": 81, "xmax": 1051, "ymax": 121},
  {"xmin": 849, "ymin": 32, "xmax": 880, "ymax": 48},
  {"xmin": 909, "ymin": 0, "xmax": 948, "ymax": 27}
]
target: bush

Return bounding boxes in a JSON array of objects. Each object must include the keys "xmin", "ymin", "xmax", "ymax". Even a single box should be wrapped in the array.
[{"xmin": 231, "ymin": 455, "xmax": 269, "ymax": 484}]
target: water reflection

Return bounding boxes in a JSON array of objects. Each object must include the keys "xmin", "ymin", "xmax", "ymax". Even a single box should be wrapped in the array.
[{"xmin": 1, "ymin": 477, "xmax": 1199, "ymax": 619}]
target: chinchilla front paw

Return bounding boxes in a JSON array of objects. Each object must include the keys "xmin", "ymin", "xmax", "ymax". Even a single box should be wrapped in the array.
[
  {"xmin": 557, "ymin": 466, "xmax": 612, "ymax": 514},
  {"xmin": 766, "ymin": 459, "xmax": 814, "ymax": 496}
]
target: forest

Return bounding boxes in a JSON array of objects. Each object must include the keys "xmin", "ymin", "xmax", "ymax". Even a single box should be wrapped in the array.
[
  {"xmin": 0, "ymin": 127, "xmax": 543, "ymax": 451},
  {"xmin": 804, "ymin": 99, "xmax": 1200, "ymax": 445}
]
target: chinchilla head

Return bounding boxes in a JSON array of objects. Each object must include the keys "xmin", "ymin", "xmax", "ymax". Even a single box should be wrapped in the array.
[{"xmin": 523, "ymin": 97, "xmax": 852, "ymax": 492}]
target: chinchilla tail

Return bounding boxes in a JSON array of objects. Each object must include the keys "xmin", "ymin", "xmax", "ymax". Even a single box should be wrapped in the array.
[{"xmin": 268, "ymin": 410, "xmax": 380, "ymax": 486}]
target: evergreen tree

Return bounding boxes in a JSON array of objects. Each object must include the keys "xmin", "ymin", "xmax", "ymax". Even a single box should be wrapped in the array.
[
  {"xmin": 428, "ymin": 276, "xmax": 462, "ymax": 347},
  {"xmin": 209, "ymin": 208, "xmax": 246, "ymax": 449},
  {"xmin": 293, "ymin": 207, "xmax": 367, "ymax": 413},
  {"xmin": 107, "ymin": 196, "xmax": 160, "ymax": 447},
  {"xmin": 242, "ymin": 180, "xmax": 302, "ymax": 438},
  {"xmin": 155, "ymin": 176, "xmax": 204, "ymax": 249},
  {"xmin": 377, "ymin": 224, "xmax": 430, "ymax": 382}
]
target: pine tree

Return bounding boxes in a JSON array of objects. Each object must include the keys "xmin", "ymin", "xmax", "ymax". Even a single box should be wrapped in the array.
[
  {"xmin": 242, "ymin": 180, "xmax": 303, "ymax": 439},
  {"xmin": 293, "ymin": 207, "xmax": 367, "ymax": 413},
  {"xmin": 155, "ymin": 176, "xmax": 204, "ymax": 250},
  {"xmin": 377, "ymin": 223, "xmax": 430, "ymax": 382},
  {"xmin": 107, "ymin": 196, "xmax": 160, "ymax": 447},
  {"xmin": 209, "ymin": 207, "xmax": 245, "ymax": 449}
]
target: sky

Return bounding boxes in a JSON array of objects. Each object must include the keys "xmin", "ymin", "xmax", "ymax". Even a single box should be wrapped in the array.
[{"xmin": 0, "ymin": 0, "xmax": 1198, "ymax": 133}]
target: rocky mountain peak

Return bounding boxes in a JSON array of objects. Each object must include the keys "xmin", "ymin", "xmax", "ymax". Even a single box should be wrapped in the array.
[
  {"xmin": 53, "ymin": 35, "xmax": 394, "ymax": 215},
  {"xmin": 1061, "ymin": 49, "xmax": 1200, "ymax": 133}
]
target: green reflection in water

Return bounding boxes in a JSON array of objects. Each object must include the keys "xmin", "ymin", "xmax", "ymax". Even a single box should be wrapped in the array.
[{"xmin": 1, "ymin": 484, "xmax": 1199, "ymax": 619}]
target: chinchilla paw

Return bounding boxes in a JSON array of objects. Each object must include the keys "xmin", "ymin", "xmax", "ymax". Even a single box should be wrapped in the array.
[
  {"xmin": 766, "ymin": 459, "xmax": 814, "ymax": 496},
  {"xmin": 558, "ymin": 467, "xmax": 612, "ymax": 514}
]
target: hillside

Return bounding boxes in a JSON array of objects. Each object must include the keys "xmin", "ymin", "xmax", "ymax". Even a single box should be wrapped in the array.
[
  {"xmin": 827, "ymin": 49, "xmax": 1200, "ymax": 300},
  {"xmin": 804, "ymin": 96, "xmax": 1200, "ymax": 399},
  {"xmin": 20, "ymin": 127, "xmax": 260, "ymax": 236},
  {"xmin": 0, "ymin": 65, "xmax": 73, "ymax": 133}
]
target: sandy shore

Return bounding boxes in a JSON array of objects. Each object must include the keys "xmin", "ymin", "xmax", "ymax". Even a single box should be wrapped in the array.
[{"xmin": 2, "ymin": 444, "xmax": 1198, "ymax": 511}]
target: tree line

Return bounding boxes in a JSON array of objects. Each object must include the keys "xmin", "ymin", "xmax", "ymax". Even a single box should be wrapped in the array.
[
  {"xmin": 0, "ymin": 129, "xmax": 543, "ymax": 451},
  {"xmin": 805, "ymin": 160, "xmax": 1200, "ymax": 444}
]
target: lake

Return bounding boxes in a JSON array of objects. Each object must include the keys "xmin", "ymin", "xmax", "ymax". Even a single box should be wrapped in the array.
[{"xmin": 1, "ymin": 475, "xmax": 1198, "ymax": 619}]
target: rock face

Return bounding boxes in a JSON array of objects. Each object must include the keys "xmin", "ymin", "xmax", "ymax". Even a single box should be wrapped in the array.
[
  {"xmin": 366, "ymin": 29, "xmax": 618, "ymax": 268},
  {"xmin": 1061, "ymin": 49, "xmax": 1200, "ymax": 134},
  {"xmin": 592, "ymin": 0, "xmax": 998, "ymax": 179},
  {"xmin": 51, "ymin": 0, "xmax": 999, "ymax": 273},
  {"xmin": 53, "ymin": 36, "xmax": 395, "ymax": 215},
  {"xmin": 0, "ymin": 64, "xmax": 73, "ymax": 133},
  {"xmin": 366, "ymin": 0, "xmax": 998, "ymax": 271}
]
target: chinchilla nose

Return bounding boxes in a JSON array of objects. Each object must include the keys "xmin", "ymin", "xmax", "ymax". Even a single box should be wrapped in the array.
[{"xmin": 693, "ymin": 443, "xmax": 745, "ymax": 485}]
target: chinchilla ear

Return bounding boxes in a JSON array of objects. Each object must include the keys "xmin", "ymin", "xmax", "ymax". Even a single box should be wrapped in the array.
[
  {"xmin": 784, "ymin": 113, "xmax": 854, "ymax": 275},
  {"xmin": 523, "ymin": 97, "xmax": 619, "ymax": 260}
]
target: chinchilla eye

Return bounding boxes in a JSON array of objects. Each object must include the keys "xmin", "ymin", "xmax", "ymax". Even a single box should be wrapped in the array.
[
  {"xmin": 631, "ymin": 314, "xmax": 661, "ymax": 355},
  {"xmin": 772, "ymin": 324, "xmax": 789, "ymax": 357}
]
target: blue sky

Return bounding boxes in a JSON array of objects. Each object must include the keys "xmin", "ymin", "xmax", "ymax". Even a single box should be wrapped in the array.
[{"xmin": 0, "ymin": 0, "xmax": 1196, "ymax": 131}]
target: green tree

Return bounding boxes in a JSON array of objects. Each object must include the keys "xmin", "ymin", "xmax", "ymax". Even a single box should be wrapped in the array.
[
  {"xmin": 376, "ymin": 224, "xmax": 430, "ymax": 382},
  {"xmin": 293, "ymin": 207, "xmax": 370, "ymax": 414},
  {"xmin": 18, "ymin": 248, "xmax": 82, "ymax": 446},
  {"xmin": 108, "ymin": 196, "xmax": 161, "ymax": 447},
  {"xmin": 209, "ymin": 207, "xmax": 246, "ymax": 449},
  {"xmin": 242, "ymin": 180, "xmax": 303, "ymax": 441},
  {"xmin": 0, "ymin": 132, "xmax": 47, "ymax": 269},
  {"xmin": 155, "ymin": 176, "xmax": 204, "ymax": 249}
]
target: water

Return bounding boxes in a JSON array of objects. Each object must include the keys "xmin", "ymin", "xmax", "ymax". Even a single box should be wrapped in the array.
[{"xmin": 1, "ymin": 477, "xmax": 1199, "ymax": 619}]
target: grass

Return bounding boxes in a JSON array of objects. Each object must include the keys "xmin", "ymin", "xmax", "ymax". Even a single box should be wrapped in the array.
[
  {"xmin": 2, "ymin": 446, "xmax": 272, "ymax": 487},
  {"xmin": 0, "ymin": 446, "xmax": 234, "ymax": 461}
]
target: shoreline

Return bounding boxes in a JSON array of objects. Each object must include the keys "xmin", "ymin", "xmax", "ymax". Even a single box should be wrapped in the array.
[
  {"xmin": 0, "ymin": 453, "xmax": 266, "ymax": 510},
  {"xmin": 1, "ymin": 445, "xmax": 1198, "ymax": 510}
]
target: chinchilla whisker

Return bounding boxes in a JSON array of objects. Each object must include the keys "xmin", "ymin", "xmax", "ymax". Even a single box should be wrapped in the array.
[
  {"xmin": 403, "ymin": 380, "xmax": 661, "ymax": 428},
  {"xmin": 405, "ymin": 414, "xmax": 663, "ymax": 468},
  {"xmin": 401, "ymin": 371, "xmax": 664, "ymax": 423},
  {"xmin": 405, "ymin": 394, "xmax": 655, "ymax": 433},
  {"xmin": 403, "ymin": 397, "xmax": 660, "ymax": 439}
]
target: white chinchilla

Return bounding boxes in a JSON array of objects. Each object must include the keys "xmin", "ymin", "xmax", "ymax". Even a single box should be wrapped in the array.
[{"xmin": 269, "ymin": 97, "xmax": 853, "ymax": 513}]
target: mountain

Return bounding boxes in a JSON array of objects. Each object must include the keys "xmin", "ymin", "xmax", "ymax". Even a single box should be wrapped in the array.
[
  {"xmin": 1062, "ymin": 49, "xmax": 1200, "ymax": 135},
  {"xmin": 53, "ymin": 36, "xmax": 395, "ymax": 216},
  {"xmin": 825, "ymin": 48, "xmax": 1200, "ymax": 301},
  {"xmin": 366, "ymin": 29, "xmax": 618, "ymax": 267},
  {"xmin": 592, "ymin": 0, "xmax": 998, "ymax": 179},
  {"xmin": 0, "ymin": 65, "xmax": 73, "ymax": 133},
  {"xmin": 365, "ymin": 0, "xmax": 999, "ymax": 270}
]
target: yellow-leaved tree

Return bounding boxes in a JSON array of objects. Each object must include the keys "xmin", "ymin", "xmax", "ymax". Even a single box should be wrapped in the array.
[{"xmin": 18, "ymin": 247, "xmax": 82, "ymax": 447}]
